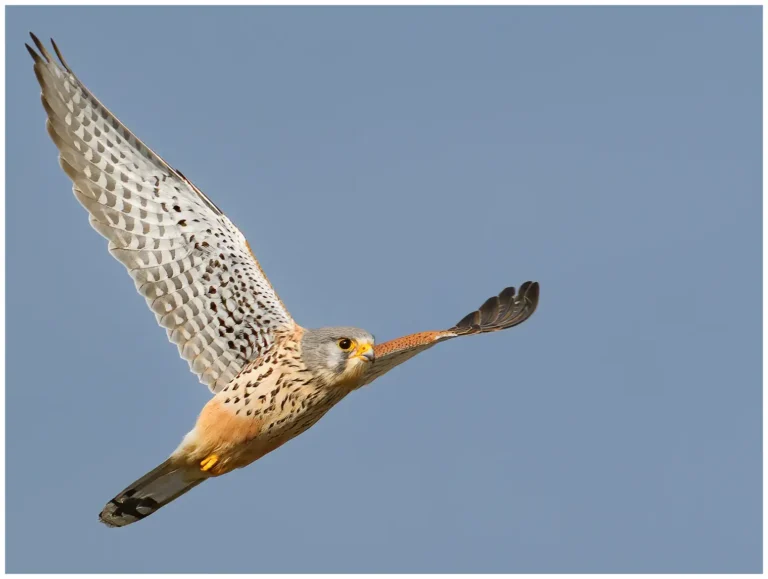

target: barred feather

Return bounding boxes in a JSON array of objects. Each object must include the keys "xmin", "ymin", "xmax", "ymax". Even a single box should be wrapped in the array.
[{"xmin": 27, "ymin": 34, "xmax": 295, "ymax": 393}]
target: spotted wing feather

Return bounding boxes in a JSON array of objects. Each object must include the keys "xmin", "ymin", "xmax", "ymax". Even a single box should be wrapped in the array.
[
  {"xmin": 361, "ymin": 281, "xmax": 539, "ymax": 386},
  {"xmin": 27, "ymin": 34, "xmax": 294, "ymax": 393}
]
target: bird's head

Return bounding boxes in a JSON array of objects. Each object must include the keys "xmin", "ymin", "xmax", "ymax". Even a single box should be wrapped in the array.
[{"xmin": 301, "ymin": 326, "xmax": 375, "ymax": 387}]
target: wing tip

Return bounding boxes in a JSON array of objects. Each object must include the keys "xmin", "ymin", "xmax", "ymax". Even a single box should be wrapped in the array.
[
  {"xmin": 25, "ymin": 42, "xmax": 40, "ymax": 63},
  {"xmin": 26, "ymin": 32, "xmax": 70, "ymax": 71},
  {"xmin": 50, "ymin": 36, "xmax": 72, "ymax": 72},
  {"xmin": 450, "ymin": 280, "xmax": 539, "ymax": 335},
  {"xmin": 28, "ymin": 32, "xmax": 52, "ymax": 63}
]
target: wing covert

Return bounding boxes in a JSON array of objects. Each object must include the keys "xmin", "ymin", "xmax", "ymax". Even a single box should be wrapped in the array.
[{"xmin": 27, "ymin": 34, "xmax": 295, "ymax": 392}]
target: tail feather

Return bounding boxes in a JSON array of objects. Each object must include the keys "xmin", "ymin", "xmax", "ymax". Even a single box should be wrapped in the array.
[{"xmin": 99, "ymin": 459, "xmax": 205, "ymax": 528}]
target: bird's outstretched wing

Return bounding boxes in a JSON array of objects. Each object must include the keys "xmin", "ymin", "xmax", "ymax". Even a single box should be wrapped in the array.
[
  {"xmin": 26, "ymin": 33, "xmax": 295, "ymax": 393},
  {"xmin": 361, "ymin": 281, "xmax": 539, "ymax": 385}
]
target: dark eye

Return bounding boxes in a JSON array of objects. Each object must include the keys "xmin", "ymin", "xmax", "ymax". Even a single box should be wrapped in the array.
[{"xmin": 338, "ymin": 338, "xmax": 353, "ymax": 351}]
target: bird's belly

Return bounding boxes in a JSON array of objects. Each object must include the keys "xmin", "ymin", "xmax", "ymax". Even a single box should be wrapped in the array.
[
  {"xmin": 235, "ymin": 401, "xmax": 337, "ymax": 464},
  {"xmin": 179, "ymin": 392, "xmax": 342, "ymax": 475}
]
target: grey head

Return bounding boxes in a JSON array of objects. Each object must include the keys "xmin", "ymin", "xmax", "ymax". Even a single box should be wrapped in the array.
[{"xmin": 301, "ymin": 326, "xmax": 375, "ymax": 385}]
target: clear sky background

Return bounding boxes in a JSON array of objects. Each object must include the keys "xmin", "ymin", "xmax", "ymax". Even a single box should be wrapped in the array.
[{"xmin": 6, "ymin": 6, "xmax": 761, "ymax": 574}]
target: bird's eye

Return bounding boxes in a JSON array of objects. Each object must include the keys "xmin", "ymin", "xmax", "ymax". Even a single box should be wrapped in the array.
[{"xmin": 338, "ymin": 338, "xmax": 353, "ymax": 351}]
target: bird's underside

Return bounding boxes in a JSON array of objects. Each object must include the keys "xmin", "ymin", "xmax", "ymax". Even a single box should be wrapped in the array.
[{"xmin": 26, "ymin": 33, "xmax": 540, "ymax": 528}]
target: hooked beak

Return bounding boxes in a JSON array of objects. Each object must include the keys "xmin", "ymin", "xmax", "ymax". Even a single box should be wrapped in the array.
[{"xmin": 354, "ymin": 342, "xmax": 375, "ymax": 363}]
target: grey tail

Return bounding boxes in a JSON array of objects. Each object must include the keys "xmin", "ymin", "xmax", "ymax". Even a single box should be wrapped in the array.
[{"xmin": 99, "ymin": 459, "xmax": 205, "ymax": 528}]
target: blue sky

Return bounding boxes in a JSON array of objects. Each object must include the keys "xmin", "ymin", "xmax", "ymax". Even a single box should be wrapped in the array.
[{"xmin": 6, "ymin": 6, "xmax": 761, "ymax": 573}]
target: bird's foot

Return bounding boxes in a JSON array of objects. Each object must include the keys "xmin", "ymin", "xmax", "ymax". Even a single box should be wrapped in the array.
[{"xmin": 200, "ymin": 454, "xmax": 219, "ymax": 472}]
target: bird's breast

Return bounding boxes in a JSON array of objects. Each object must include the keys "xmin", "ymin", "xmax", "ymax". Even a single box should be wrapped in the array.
[{"xmin": 185, "ymin": 362, "xmax": 349, "ymax": 472}]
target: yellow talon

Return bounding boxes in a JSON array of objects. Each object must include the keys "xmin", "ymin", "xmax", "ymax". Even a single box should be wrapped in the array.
[{"xmin": 200, "ymin": 455, "xmax": 219, "ymax": 472}]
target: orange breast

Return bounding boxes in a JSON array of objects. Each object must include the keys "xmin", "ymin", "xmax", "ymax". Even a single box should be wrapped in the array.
[{"xmin": 195, "ymin": 398, "xmax": 264, "ymax": 451}]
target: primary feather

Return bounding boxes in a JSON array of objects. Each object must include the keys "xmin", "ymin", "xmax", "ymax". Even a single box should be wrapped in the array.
[{"xmin": 27, "ymin": 34, "xmax": 294, "ymax": 393}]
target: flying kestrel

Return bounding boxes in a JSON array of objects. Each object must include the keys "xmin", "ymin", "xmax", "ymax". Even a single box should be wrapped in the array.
[{"xmin": 26, "ymin": 33, "xmax": 540, "ymax": 528}]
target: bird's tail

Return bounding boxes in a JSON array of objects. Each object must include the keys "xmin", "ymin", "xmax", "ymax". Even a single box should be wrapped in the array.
[{"xmin": 99, "ymin": 459, "xmax": 206, "ymax": 528}]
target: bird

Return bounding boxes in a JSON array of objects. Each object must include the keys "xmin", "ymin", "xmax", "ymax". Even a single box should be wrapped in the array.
[{"xmin": 26, "ymin": 32, "xmax": 540, "ymax": 528}]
